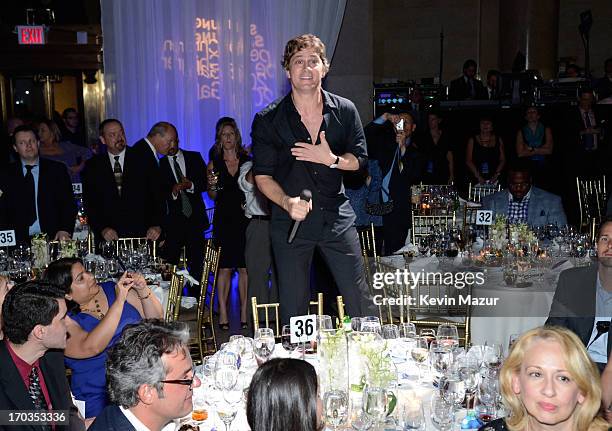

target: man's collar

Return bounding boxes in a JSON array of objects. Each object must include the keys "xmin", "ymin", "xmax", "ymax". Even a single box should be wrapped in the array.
[
  {"xmin": 144, "ymin": 137, "xmax": 158, "ymax": 156},
  {"xmin": 20, "ymin": 157, "xmax": 39, "ymax": 167},
  {"xmin": 119, "ymin": 406, "xmax": 151, "ymax": 431},
  {"xmin": 108, "ymin": 148, "xmax": 126, "ymax": 158},
  {"xmin": 508, "ymin": 187, "xmax": 532, "ymax": 203},
  {"xmin": 288, "ymin": 89, "xmax": 336, "ymax": 113}
]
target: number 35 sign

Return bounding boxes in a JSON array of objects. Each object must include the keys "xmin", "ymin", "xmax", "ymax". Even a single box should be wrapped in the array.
[
  {"xmin": 290, "ymin": 314, "xmax": 316, "ymax": 344},
  {"xmin": 0, "ymin": 230, "xmax": 16, "ymax": 247}
]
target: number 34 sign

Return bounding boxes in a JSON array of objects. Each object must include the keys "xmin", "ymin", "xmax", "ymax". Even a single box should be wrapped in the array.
[{"xmin": 289, "ymin": 314, "xmax": 316, "ymax": 344}]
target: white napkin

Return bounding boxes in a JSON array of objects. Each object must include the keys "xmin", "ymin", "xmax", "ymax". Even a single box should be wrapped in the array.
[
  {"xmin": 409, "ymin": 255, "xmax": 439, "ymax": 273},
  {"xmin": 472, "ymin": 237, "xmax": 484, "ymax": 253},
  {"xmin": 394, "ymin": 243, "xmax": 419, "ymax": 255},
  {"xmin": 176, "ymin": 269, "xmax": 200, "ymax": 286},
  {"xmin": 181, "ymin": 296, "xmax": 198, "ymax": 308}
]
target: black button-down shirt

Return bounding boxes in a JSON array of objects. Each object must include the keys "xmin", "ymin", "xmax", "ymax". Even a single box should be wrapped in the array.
[{"xmin": 252, "ymin": 90, "xmax": 367, "ymax": 239}]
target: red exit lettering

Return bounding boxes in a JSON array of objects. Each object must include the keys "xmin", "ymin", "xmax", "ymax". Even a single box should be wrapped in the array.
[{"xmin": 17, "ymin": 26, "xmax": 45, "ymax": 45}]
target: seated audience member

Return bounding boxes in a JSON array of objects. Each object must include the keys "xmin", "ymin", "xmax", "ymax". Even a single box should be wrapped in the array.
[
  {"xmin": 247, "ymin": 358, "xmax": 322, "ymax": 431},
  {"xmin": 60, "ymin": 108, "xmax": 86, "ymax": 148},
  {"xmin": 480, "ymin": 326, "xmax": 608, "ymax": 431},
  {"xmin": 89, "ymin": 320, "xmax": 198, "ymax": 431},
  {"xmin": 565, "ymin": 63, "xmax": 582, "ymax": 78},
  {"xmin": 1, "ymin": 125, "xmax": 76, "ymax": 244},
  {"xmin": 466, "ymin": 116, "xmax": 505, "ymax": 185},
  {"xmin": 603, "ymin": 352, "xmax": 612, "ymax": 422},
  {"xmin": 595, "ymin": 57, "xmax": 612, "ymax": 101},
  {"xmin": 546, "ymin": 218, "xmax": 612, "ymax": 372},
  {"xmin": 0, "ymin": 281, "xmax": 86, "ymax": 431},
  {"xmin": 0, "ymin": 275, "xmax": 14, "ymax": 340},
  {"xmin": 1, "ymin": 116, "xmax": 24, "ymax": 167},
  {"xmin": 43, "ymin": 257, "xmax": 163, "ymax": 418},
  {"xmin": 485, "ymin": 69, "xmax": 501, "ymax": 100},
  {"xmin": 516, "ymin": 106, "xmax": 554, "ymax": 191},
  {"xmin": 420, "ymin": 111, "xmax": 454, "ymax": 185},
  {"xmin": 38, "ymin": 118, "xmax": 92, "ymax": 182},
  {"xmin": 482, "ymin": 162, "xmax": 567, "ymax": 227},
  {"xmin": 449, "ymin": 59, "xmax": 486, "ymax": 100}
]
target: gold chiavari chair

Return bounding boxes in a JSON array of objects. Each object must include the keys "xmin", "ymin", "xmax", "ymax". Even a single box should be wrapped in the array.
[
  {"xmin": 357, "ymin": 223, "xmax": 377, "ymax": 258},
  {"xmin": 336, "ymin": 296, "xmax": 345, "ymax": 322},
  {"xmin": 576, "ymin": 176, "xmax": 607, "ymax": 231},
  {"xmin": 164, "ymin": 265, "xmax": 183, "ymax": 321},
  {"xmin": 408, "ymin": 278, "xmax": 472, "ymax": 346},
  {"xmin": 467, "ymin": 182, "xmax": 502, "ymax": 203},
  {"xmin": 374, "ymin": 259, "xmax": 410, "ymax": 325},
  {"xmin": 309, "ymin": 292, "xmax": 324, "ymax": 317},
  {"xmin": 205, "ymin": 207, "xmax": 215, "ymax": 238},
  {"xmin": 194, "ymin": 242, "xmax": 221, "ymax": 362},
  {"xmin": 251, "ymin": 297, "xmax": 281, "ymax": 338},
  {"xmin": 115, "ymin": 237, "xmax": 157, "ymax": 259},
  {"xmin": 411, "ymin": 213, "xmax": 456, "ymax": 246}
]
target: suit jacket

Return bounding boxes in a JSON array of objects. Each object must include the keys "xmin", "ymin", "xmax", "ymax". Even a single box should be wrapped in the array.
[
  {"xmin": 0, "ymin": 342, "xmax": 85, "ymax": 431},
  {"xmin": 448, "ymin": 76, "xmax": 486, "ymax": 100},
  {"xmin": 159, "ymin": 150, "xmax": 209, "ymax": 230},
  {"xmin": 131, "ymin": 139, "xmax": 160, "ymax": 173},
  {"xmin": 0, "ymin": 159, "xmax": 76, "ymax": 243},
  {"xmin": 88, "ymin": 405, "xmax": 136, "ymax": 431},
  {"xmin": 481, "ymin": 187, "xmax": 567, "ymax": 227},
  {"xmin": 545, "ymin": 265, "xmax": 611, "ymax": 361},
  {"xmin": 81, "ymin": 148, "xmax": 164, "ymax": 240}
]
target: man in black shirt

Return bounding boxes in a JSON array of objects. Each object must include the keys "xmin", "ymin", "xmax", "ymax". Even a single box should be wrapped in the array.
[{"xmin": 252, "ymin": 34, "xmax": 372, "ymax": 323}]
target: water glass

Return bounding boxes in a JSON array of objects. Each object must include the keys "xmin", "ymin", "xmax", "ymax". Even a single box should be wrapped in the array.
[
  {"xmin": 436, "ymin": 324, "xmax": 459, "ymax": 348},
  {"xmin": 281, "ymin": 324, "xmax": 298, "ymax": 353},
  {"xmin": 350, "ymin": 317, "xmax": 363, "ymax": 332},
  {"xmin": 430, "ymin": 395, "xmax": 455, "ymax": 430},
  {"xmin": 399, "ymin": 322, "xmax": 417, "ymax": 338},
  {"xmin": 362, "ymin": 386, "xmax": 387, "ymax": 425},
  {"xmin": 360, "ymin": 316, "xmax": 382, "ymax": 335},
  {"xmin": 323, "ymin": 390, "xmax": 349, "ymax": 429},
  {"xmin": 430, "ymin": 340, "xmax": 453, "ymax": 376},
  {"xmin": 253, "ymin": 328, "xmax": 275, "ymax": 363},
  {"xmin": 382, "ymin": 324, "xmax": 400, "ymax": 339},
  {"xmin": 401, "ymin": 398, "xmax": 425, "ymax": 430}
]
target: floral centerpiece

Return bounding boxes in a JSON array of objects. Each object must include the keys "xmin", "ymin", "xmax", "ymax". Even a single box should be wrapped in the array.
[
  {"xmin": 318, "ymin": 328, "xmax": 348, "ymax": 393},
  {"xmin": 59, "ymin": 240, "xmax": 78, "ymax": 258},
  {"xmin": 31, "ymin": 233, "xmax": 49, "ymax": 269}
]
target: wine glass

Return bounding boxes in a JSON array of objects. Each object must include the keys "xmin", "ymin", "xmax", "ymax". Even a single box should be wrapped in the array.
[
  {"xmin": 410, "ymin": 336, "xmax": 429, "ymax": 383},
  {"xmin": 483, "ymin": 343, "xmax": 504, "ymax": 370},
  {"xmin": 429, "ymin": 340, "xmax": 453, "ymax": 377},
  {"xmin": 208, "ymin": 167, "xmax": 223, "ymax": 192},
  {"xmin": 323, "ymin": 390, "xmax": 349, "ymax": 430},
  {"xmin": 436, "ymin": 324, "xmax": 459, "ymax": 349},
  {"xmin": 281, "ymin": 324, "xmax": 298, "ymax": 353},
  {"xmin": 253, "ymin": 328, "xmax": 275, "ymax": 363},
  {"xmin": 419, "ymin": 328, "xmax": 436, "ymax": 346},
  {"xmin": 360, "ymin": 316, "xmax": 382, "ymax": 335}
]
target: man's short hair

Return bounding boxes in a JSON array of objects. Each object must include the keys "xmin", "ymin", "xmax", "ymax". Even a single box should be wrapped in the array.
[
  {"xmin": 596, "ymin": 217, "xmax": 612, "ymax": 240},
  {"xmin": 487, "ymin": 69, "xmax": 500, "ymax": 80},
  {"xmin": 281, "ymin": 34, "xmax": 329, "ymax": 73},
  {"xmin": 12, "ymin": 125, "xmax": 39, "ymax": 145},
  {"xmin": 106, "ymin": 319, "xmax": 190, "ymax": 408},
  {"xmin": 463, "ymin": 59, "xmax": 477, "ymax": 71},
  {"xmin": 507, "ymin": 160, "xmax": 532, "ymax": 177},
  {"xmin": 146, "ymin": 121, "xmax": 177, "ymax": 139},
  {"xmin": 99, "ymin": 118, "xmax": 123, "ymax": 136},
  {"xmin": 62, "ymin": 108, "xmax": 77, "ymax": 119},
  {"xmin": 2, "ymin": 281, "xmax": 66, "ymax": 344}
]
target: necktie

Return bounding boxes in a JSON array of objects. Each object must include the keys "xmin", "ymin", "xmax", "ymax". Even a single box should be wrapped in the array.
[
  {"xmin": 113, "ymin": 156, "xmax": 123, "ymax": 195},
  {"xmin": 24, "ymin": 165, "xmax": 37, "ymax": 226},
  {"xmin": 469, "ymin": 79, "xmax": 475, "ymax": 98},
  {"xmin": 173, "ymin": 156, "xmax": 193, "ymax": 218},
  {"xmin": 583, "ymin": 111, "xmax": 595, "ymax": 150},
  {"xmin": 28, "ymin": 367, "xmax": 48, "ymax": 411}
]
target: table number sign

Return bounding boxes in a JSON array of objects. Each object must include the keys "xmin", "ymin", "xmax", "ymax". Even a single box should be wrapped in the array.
[
  {"xmin": 290, "ymin": 314, "xmax": 316, "ymax": 344},
  {"xmin": 475, "ymin": 210, "xmax": 493, "ymax": 226},
  {"xmin": 0, "ymin": 230, "xmax": 16, "ymax": 247}
]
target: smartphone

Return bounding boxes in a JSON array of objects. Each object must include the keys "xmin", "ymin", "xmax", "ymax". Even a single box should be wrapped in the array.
[{"xmin": 396, "ymin": 119, "xmax": 404, "ymax": 132}]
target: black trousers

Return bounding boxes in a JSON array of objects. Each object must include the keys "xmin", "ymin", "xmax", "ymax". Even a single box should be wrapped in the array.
[
  {"xmin": 162, "ymin": 214, "xmax": 205, "ymax": 297},
  {"xmin": 271, "ymin": 224, "xmax": 375, "ymax": 325}
]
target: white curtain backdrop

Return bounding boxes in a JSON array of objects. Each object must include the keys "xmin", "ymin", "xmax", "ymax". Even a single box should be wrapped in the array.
[{"xmin": 100, "ymin": 0, "xmax": 347, "ymax": 156}]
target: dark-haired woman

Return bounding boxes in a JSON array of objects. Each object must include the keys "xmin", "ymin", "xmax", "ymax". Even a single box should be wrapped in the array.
[
  {"xmin": 516, "ymin": 106, "xmax": 554, "ymax": 191},
  {"xmin": 207, "ymin": 118, "xmax": 250, "ymax": 330},
  {"xmin": 42, "ymin": 258, "xmax": 162, "ymax": 418},
  {"xmin": 466, "ymin": 117, "xmax": 505, "ymax": 184},
  {"xmin": 247, "ymin": 358, "xmax": 323, "ymax": 431}
]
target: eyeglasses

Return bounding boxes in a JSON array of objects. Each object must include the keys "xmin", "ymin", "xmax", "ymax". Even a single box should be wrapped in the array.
[{"xmin": 160, "ymin": 375, "xmax": 197, "ymax": 390}]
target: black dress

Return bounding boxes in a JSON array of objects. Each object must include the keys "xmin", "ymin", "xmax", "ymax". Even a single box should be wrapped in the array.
[
  {"xmin": 471, "ymin": 135, "xmax": 501, "ymax": 182},
  {"xmin": 212, "ymin": 154, "xmax": 250, "ymax": 268},
  {"xmin": 420, "ymin": 131, "xmax": 452, "ymax": 185}
]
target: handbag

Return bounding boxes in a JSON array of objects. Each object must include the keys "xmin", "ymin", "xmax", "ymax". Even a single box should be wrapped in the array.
[{"xmin": 366, "ymin": 187, "xmax": 394, "ymax": 216}]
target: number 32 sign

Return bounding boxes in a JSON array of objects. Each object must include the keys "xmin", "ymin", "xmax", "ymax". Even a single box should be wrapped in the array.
[
  {"xmin": 290, "ymin": 314, "xmax": 316, "ymax": 344},
  {"xmin": 475, "ymin": 210, "xmax": 493, "ymax": 226}
]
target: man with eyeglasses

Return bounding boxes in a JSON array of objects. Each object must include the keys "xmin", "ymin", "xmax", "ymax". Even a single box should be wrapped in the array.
[
  {"xmin": 547, "ymin": 218, "xmax": 612, "ymax": 373},
  {"xmin": 89, "ymin": 319, "xmax": 200, "ymax": 431},
  {"xmin": 481, "ymin": 161, "xmax": 567, "ymax": 227}
]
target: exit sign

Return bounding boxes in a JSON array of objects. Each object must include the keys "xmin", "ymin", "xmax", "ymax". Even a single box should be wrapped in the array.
[{"xmin": 17, "ymin": 26, "xmax": 46, "ymax": 45}]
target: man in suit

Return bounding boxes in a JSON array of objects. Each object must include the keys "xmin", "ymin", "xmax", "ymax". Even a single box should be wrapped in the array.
[
  {"xmin": 159, "ymin": 130, "xmax": 209, "ymax": 296},
  {"xmin": 0, "ymin": 281, "xmax": 85, "ymax": 431},
  {"xmin": 82, "ymin": 119, "xmax": 164, "ymax": 243},
  {"xmin": 448, "ymin": 59, "xmax": 487, "ymax": 100},
  {"xmin": 89, "ymin": 320, "xmax": 199, "ymax": 431},
  {"xmin": 546, "ymin": 218, "xmax": 612, "ymax": 372},
  {"xmin": 132, "ymin": 121, "xmax": 174, "ymax": 171},
  {"xmin": 481, "ymin": 162, "xmax": 567, "ymax": 227},
  {"xmin": 0, "ymin": 125, "xmax": 76, "ymax": 244},
  {"xmin": 485, "ymin": 69, "xmax": 500, "ymax": 100}
]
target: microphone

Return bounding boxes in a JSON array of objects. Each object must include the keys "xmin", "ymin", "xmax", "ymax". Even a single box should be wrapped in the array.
[{"xmin": 287, "ymin": 189, "xmax": 312, "ymax": 244}]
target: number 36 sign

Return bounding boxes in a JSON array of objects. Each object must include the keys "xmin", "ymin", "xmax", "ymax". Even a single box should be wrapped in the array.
[{"xmin": 289, "ymin": 314, "xmax": 316, "ymax": 344}]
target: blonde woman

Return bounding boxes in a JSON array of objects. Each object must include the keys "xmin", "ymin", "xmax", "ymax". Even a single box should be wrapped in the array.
[{"xmin": 480, "ymin": 326, "xmax": 608, "ymax": 431}]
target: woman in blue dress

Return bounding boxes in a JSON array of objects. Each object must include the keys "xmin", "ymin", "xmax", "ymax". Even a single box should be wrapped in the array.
[
  {"xmin": 43, "ymin": 258, "xmax": 163, "ymax": 419},
  {"xmin": 515, "ymin": 106, "xmax": 554, "ymax": 191}
]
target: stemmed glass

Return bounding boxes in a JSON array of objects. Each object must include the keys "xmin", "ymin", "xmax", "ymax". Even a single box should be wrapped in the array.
[
  {"xmin": 253, "ymin": 328, "xmax": 275, "ymax": 364},
  {"xmin": 410, "ymin": 336, "xmax": 429, "ymax": 383},
  {"xmin": 483, "ymin": 343, "xmax": 504, "ymax": 370},
  {"xmin": 437, "ymin": 324, "xmax": 460, "ymax": 349},
  {"xmin": 399, "ymin": 322, "xmax": 417, "ymax": 338},
  {"xmin": 281, "ymin": 324, "xmax": 298, "ymax": 353},
  {"xmin": 419, "ymin": 328, "xmax": 436, "ymax": 345},
  {"xmin": 430, "ymin": 340, "xmax": 453, "ymax": 377},
  {"xmin": 323, "ymin": 390, "xmax": 349, "ymax": 430},
  {"xmin": 360, "ymin": 316, "xmax": 382, "ymax": 335}
]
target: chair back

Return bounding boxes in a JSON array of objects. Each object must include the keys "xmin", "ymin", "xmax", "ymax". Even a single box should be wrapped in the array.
[
  {"xmin": 412, "ymin": 213, "xmax": 456, "ymax": 246},
  {"xmin": 468, "ymin": 183, "xmax": 501, "ymax": 203},
  {"xmin": 205, "ymin": 207, "xmax": 215, "ymax": 238},
  {"xmin": 115, "ymin": 237, "xmax": 157, "ymax": 259},
  {"xmin": 576, "ymin": 176, "xmax": 607, "ymax": 230},
  {"xmin": 165, "ymin": 266, "xmax": 183, "ymax": 321},
  {"xmin": 309, "ymin": 292, "xmax": 324, "ymax": 317},
  {"xmin": 251, "ymin": 297, "xmax": 281, "ymax": 337},
  {"xmin": 195, "ymin": 241, "xmax": 221, "ymax": 360},
  {"xmin": 357, "ymin": 223, "xmax": 377, "ymax": 258}
]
